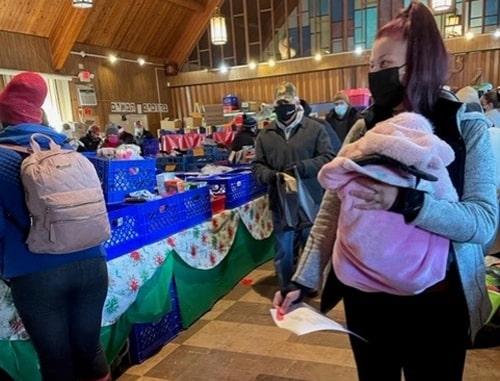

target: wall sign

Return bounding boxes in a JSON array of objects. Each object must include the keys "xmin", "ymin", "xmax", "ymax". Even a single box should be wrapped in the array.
[
  {"xmin": 111, "ymin": 102, "xmax": 137, "ymax": 113},
  {"xmin": 142, "ymin": 103, "xmax": 169, "ymax": 113}
]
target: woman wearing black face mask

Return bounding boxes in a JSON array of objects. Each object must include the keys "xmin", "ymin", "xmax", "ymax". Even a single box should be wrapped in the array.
[{"xmin": 274, "ymin": 2, "xmax": 497, "ymax": 381}]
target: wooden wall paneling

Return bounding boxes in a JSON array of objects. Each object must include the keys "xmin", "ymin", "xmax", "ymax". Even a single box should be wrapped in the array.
[
  {"xmin": 63, "ymin": 51, "xmax": 170, "ymax": 134},
  {"xmin": 0, "ymin": 31, "xmax": 53, "ymax": 72}
]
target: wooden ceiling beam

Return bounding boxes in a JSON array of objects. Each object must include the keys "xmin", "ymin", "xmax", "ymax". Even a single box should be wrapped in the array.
[
  {"xmin": 49, "ymin": 2, "xmax": 91, "ymax": 71},
  {"xmin": 167, "ymin": 0, "xmax": 223, "ymax": 66},
  {"xmin": 165, "ymin": 0, "xmax": 204, "ymax": 12}
]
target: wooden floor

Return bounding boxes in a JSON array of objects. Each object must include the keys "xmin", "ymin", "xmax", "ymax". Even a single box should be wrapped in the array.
[{"xmin": 118, "ymin": 261, "xmax": 500, "ymax": 381}]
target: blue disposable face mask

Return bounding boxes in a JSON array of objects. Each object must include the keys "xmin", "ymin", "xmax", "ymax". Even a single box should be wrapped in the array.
[{"xmin": 334, "ymin": 103, "xmax": 348, "ymax": 117}]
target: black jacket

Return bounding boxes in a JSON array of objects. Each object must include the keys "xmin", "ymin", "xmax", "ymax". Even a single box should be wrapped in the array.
[
  {"xmin": 326, "ymin": 106, "xmax": 361, "ymax": 143},
  {"xmin": 306, "ymin": 116, "xmax": 341, "ymax": 154},
  {"xmin": 231, "ymin": 129, "xmax": 256, "ymax": 151},
  {"xmin": 253, "ymin": 117, "xmax": 334, "ymax": 207},
  {"xmin": 78, "ymin": 133, "xmax": 101, "ymax": 152}
]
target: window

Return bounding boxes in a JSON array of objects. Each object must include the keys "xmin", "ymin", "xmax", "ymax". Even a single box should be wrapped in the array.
[{"xmin": 354, "ymin": 0, "xmax": 378, "ymax": 49}]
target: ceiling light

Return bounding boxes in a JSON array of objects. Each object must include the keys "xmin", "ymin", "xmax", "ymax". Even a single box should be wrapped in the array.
[
  {"xmin": 72, "ymin": 0, "xmax": 93, "ymax": 8},
  {"xmin": 108, "ymin": 54, "xmax": 118, "ymax": 63},
  {"xmin": 248, "ymin": 61, "xmax": 257, "ymax": 70},
  {"xmin": 431, "ymin": 0, "xmax": 452, "ymax": 12},
  {"xmin": 268, "ymin": 58, "xmax": 276, "ymax": 67},
  {"xmin": 354, "ymin": 46, "xmax": 363, "ymax": 55},
  {"xmin": 219, "ymin": 63, "xmax": 228, "ymax": 74},
  {"xmin": 210, "ymin": 8, "xmax": 227, "ymax": 45},
  {"xmin": 314, "ymin": 53, "xmax": 322, "ymax": 61},
  {"xmin": 494, "ymin": 29, "xmax": 500, "ymax": 38},
  {"xmin": 137, "ymin": 58, "xmax": 146, "ymax": 66},
  {"xmin": 465, "ymin": 31, "xmax": 474, "ymax": 40}
]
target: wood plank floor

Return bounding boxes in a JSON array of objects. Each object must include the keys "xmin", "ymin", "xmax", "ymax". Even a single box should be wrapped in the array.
[{"xmin": 118, "ymin": 261, "xmax": 500, "ymax": 381}]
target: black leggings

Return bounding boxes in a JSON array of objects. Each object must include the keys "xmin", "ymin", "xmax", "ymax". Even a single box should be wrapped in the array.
[
  {"xmin": 10, "ymin": 257, "xmax": 109, "ymax": 381},
  {"xmin": 343, "ymin": 267, "xmax": 469, "ymax": 381}
]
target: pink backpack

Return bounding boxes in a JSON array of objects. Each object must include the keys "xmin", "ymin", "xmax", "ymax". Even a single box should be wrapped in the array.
[{"xmin": 0, "ymin": 134, "xmax": 110, "ymax": 254}]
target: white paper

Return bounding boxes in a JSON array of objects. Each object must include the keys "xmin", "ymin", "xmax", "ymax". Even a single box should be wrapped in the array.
[{"xmin": 270, "ymin": 303, "xmax": 366, "ymax": 341}]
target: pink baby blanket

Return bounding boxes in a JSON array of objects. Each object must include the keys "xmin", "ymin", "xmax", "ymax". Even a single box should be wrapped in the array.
[{"xmin": 318, "ymin": 112, "xmax": 458, "ymax": 295}]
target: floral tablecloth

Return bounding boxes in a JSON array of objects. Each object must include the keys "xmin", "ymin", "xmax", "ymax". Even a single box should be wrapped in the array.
[
  {"xmin": 166, "ymin": 195, "xmax": 272, "ymax": 270},
  {"xmin": 0, "ymin": 195, "xmax": 272, "ymax": 340}
]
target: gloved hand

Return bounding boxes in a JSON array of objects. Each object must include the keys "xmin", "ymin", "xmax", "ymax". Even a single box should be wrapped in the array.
[{"xmin": 272, "ymin": 281, "xmax": 316, "ymax": 319}]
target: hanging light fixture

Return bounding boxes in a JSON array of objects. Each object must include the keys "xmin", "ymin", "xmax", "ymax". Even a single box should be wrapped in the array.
[
  {"xmin": 431, "ymin": 0, "xmax": 453, "ymax": 12},
  {"xmin": 72, "ymin": 0, "xmax": 93, "ymax": 8},
  {"xmin": 210, "ymin": 8, "xmax": 227, "ymax": 45}
]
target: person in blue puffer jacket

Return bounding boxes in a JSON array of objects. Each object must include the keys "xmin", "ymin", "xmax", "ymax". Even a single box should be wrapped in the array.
[{"xmin": 0, "ymin": 72, "xmax": 110, "ymax": 381}]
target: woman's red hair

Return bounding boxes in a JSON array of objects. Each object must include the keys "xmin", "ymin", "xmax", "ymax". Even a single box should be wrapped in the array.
[{"xmin": 377, "ymin": 1, "xmax": 449, "ymax": 116}]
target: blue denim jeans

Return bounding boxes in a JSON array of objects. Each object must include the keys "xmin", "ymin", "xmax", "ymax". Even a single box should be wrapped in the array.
[
  {"xmin": 274, "ymin": 226, "xmax": 311, "ymax": 289},
  {"xmin": 10, "ymin": 257, "xmax": 109, "ymax": 381}
]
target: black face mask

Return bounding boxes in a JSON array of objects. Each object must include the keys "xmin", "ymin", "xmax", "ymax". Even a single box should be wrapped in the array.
[
  {"xmin": 274, "ymin": 103, "xmax": 297, "ymax": 124},
  {"xmin": 368, "ymin": 65, "xmax": 406, "ymax": 109}
]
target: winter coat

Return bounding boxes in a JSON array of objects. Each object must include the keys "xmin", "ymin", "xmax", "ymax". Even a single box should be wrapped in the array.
[
  {"xmin": 326, "ymin": 106, "xmax": 361, "ymax": 143},
  {"xmin": 253, "ymin": 117, "xmax": 334, "ymax": 210}
]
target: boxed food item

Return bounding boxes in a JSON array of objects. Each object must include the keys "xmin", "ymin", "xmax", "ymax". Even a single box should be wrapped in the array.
[
  {"xmin": 165, "ymin": 179, "xmax": 185, "ymax": 195},
  {"xmin": 202, "ymin": 104, "xmax": 224, "ymax": 126},
  {"xmin": 156, "ymin": 172, "xmax": 176, "ymax": 195},
  {"xmin": 183, "ymin": 116, "xmax": 202, "ymax": 128},
  {"xmin": 161, "ymin": 118, "xmax": 182, "ymax": 131}
]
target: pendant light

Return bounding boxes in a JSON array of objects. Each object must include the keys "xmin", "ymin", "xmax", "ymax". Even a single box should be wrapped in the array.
[
  {"xmin": 431, "ymin": 0, "xmax": 453, "ymax": 12},
  {"xmin": 210, "ymin": 8, "xmax": 227, "ymax": 46},
  {"xmin": 72, "ymin": 0, "xmax": 93, "ymax": 9}
]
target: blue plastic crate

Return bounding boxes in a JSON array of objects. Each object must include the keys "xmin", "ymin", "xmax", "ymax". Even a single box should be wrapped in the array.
[
  {"xmin": 141, "ymin": 139, "xmax": 160, "ymax": 157},
  {"xmin": 187, "ymin": 172, "xmax": 256, "ymax": 209},
  {"xmin": 141, "ymin": 186, "xmax": 212, "ymax": 244},
  {"xmin": 104, "ymin": 204, "xmax": 145, "ymax": 260},
  {"xmin": 88, "ymin": 157, "xmax": 156, "ymax": 204},
  {"xmin": 156, "ymin": 156, "xmax": 193, "ymax": 172},
  {"xmin": 81, "ymin": 151, "xmax": 97, "ymax": 158},
  {"xmin": 129, "ymin": 280, "xmax": 182, "ymax": 364}
]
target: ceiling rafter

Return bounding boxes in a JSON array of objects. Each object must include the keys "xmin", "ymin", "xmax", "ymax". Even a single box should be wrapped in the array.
[
  {"xmin": 49, "ymin": 1, "xmax": 91, "ymax": 71},
  {"xmin": 167, "ymin": 0, "xmax": 223, "ymax": 66},
  {"xmin": 165, "ymin": 0, "xmax": 204, "ymax": 12}
]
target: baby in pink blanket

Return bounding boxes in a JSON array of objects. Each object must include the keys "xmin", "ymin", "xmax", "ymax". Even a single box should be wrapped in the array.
[{"xmin": 318, "ymin": 112, "xmax": 458, "ymax": 295}]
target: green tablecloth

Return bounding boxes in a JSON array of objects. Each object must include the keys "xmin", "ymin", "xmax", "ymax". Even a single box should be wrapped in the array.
[{"xmin": 0, "ymin": 221, "xmax": 274, "ymax": 381}]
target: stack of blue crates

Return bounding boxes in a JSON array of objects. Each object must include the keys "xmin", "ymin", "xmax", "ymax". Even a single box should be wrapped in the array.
[
  {"xmin": 87, "ymin": 156, "xmax": 156, "ymax": 204},
  {"xmin": 128, "ymin": 280, "xmax": 182, "ymax": 364}
]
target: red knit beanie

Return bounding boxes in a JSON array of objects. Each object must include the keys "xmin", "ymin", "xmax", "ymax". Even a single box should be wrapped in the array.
[{"xmin": 0, "ymin": 72, "xmax": 48, "ymax": 125}]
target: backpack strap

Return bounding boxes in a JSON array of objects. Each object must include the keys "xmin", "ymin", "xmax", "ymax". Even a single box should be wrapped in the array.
[{"xmin": 0, "ymin": 144, "xmax": 32, "ymax": 155}]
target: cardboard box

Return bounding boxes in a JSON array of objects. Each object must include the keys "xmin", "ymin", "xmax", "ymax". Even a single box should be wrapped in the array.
[
  {"xmin": 184, "ymin": 116, "xmax": 203, "ymax": 128},
  {"xmin": 202, "ymin": 104, "xmax": 224, "ymax": 126},
  {"xmin": 161, "ymin": 118, "xmax": 182, "ymax": 131},
  {"xmin": 247, "ymin": 101, "xmax": 260, "ymax": 112}
]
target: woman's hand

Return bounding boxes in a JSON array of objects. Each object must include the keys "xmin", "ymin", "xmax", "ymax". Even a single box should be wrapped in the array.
[
  {"xmin": 273, "ymin": 289, "xmax": 302, "ymax": 319},
  {"xmin": 349, "ymin": 177, "xmax": 399, "ymax": 210}
]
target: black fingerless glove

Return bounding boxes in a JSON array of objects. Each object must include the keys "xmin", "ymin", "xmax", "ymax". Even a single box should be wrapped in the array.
[
  {"xmin": 389, "ymin": 187, "xmax": 425, "ymax": 223},
  {"xmin": 280, "ymin": 281, "xmax": 312, "ymax": 303}
]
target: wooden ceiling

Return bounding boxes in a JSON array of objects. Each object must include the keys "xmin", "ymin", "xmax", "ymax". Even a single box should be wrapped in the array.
[{"xmin": 0, "ymin": 0, "xmax": 222, "ymax": 70}]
